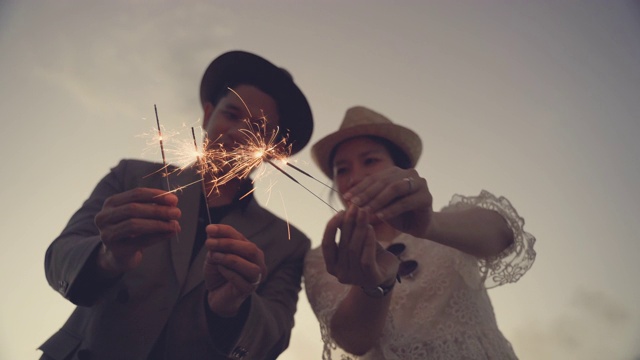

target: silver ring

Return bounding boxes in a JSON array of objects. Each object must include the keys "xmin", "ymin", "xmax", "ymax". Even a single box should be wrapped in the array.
[
  {"xmin": 250, "ymin": 273, "xmax": 262, "ymax": 286},
  {"xmin": 403, "ymin": 177, "xmax": 414, "ymax": 192}
]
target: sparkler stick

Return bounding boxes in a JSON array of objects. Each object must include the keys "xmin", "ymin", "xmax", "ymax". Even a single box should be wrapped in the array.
[
  {"xmin": 284, "ymin": 162, "xmax": 337, "ymax": 193},
  {"xmin": 154, "ymin": 104, "xmax": 180, "ymax": 242},
  {"xmin": 154, "ymin": 104, "xmax": 171, "ymax": 192},
  {"xmin": 192, "ymin": 127, "xmax": 213, "ymax": 224},
  {"xmin": 265, "ymin": 159, "xmax": 338, "ymax": 212}
]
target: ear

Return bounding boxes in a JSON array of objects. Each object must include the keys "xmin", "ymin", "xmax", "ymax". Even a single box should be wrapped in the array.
[{"xmin": 202, "ymin": 102, "xmax": 215, "ymax": 129}]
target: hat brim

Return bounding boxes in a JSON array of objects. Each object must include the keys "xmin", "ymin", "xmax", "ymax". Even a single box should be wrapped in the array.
[
  {"xmin": 311, "ymin": 123, "xmax": 422, "ymax": 179},
  {"xmin": 200, "ymin": 51, "xmax": 313, "ymax": 154}
]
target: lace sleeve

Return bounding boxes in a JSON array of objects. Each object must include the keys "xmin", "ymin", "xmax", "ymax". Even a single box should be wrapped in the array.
[
  {"xmin": 445, "ymin": 190, "xmax": 537, "ymax": 288},
  {"xmin": 303, "ymin": 248, "xmax": 353, "ymax": 360}
]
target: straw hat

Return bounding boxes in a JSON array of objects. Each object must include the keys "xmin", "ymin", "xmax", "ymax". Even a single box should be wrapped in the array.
[
  {"xmin": 200, "ymin": 50, "xmax": 313, "ymax": 154},
  {"xmin": 311, "ymin": 106, "xmax": 422, "ymax": 178}
]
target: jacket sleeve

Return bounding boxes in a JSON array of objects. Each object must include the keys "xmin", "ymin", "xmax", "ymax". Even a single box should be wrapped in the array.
[
  {"xmin": 44, "ymin": 160, "xmax": 157, "ymax": 306},
  {"xmin": 211, "ymin": 225, "xmax": 310, "ymax": 360}
]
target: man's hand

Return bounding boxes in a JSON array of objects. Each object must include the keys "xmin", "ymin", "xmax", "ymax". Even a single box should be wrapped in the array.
[
  {"xmin": 203, "ymin": 224, "xmax": 267, "ymax": 317},
  {"xmin": 94, "ymin": 187, "xmax": 181, "ymax": 277}
]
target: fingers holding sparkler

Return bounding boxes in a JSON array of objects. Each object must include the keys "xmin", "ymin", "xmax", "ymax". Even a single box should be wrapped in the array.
[
  {"xmin": 204, "ymin": 224, "xmax": 267, "ymax": 317},
  {"xmin": 94, "ymin": 188, "xmax": 181, "ymax": 277}
]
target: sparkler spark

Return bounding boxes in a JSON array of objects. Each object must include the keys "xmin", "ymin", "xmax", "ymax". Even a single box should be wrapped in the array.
[
  {"xmin": 279, "ymin": 192, "xmax": 291, "ymax": 240},
  {"xmin": 144, "ymin": 99, "xmax": 338, "ymax": 216},
  {"xmin": 265, "ymin": 159, "xmax": 338, "ymax": 213},
  {"xmin": 215, "ymin": 115, "xmax": 291, "ymax": 185},
  {"xmin": 192, "ymin": 127, "xmax": 213, "ymax": 224}
]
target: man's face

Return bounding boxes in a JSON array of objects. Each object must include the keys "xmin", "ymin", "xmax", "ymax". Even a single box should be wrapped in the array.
[{"xmin": 202, "ymin": 84, "xmax": 280, "ymax": 152}]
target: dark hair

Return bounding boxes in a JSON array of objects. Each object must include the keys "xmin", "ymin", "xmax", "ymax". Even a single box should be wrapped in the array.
[
  {"xmin": 373, "ymin": 136, "xmax": 412, "ymax": 169},
  {"xmin": 207, "ymin": 82, "xmax": 235, "ymax": 106},
  {"xmin": 328, "ymin": 135, "xmax": 412, "ymax": 175}
]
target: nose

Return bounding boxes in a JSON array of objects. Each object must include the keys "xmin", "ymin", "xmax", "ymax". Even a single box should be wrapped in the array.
[
  {"xmin": 347, "ymin": 166, "xmax": 369, "ymax": 189},
  {"xmin": 230, "ymin": 117, "xmax": 269, "ymax": 142},
  {"xmin": 221, "ymin": 122, "xmax": 249, "ymax": 148},
  {"xmin": 347, "ymin": 176, "xmax": 358, "ymax": 189}
]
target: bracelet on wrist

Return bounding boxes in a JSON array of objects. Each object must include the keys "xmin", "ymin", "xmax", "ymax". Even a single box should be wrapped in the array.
[{"xmin": 361, "ymin": 276, "xmax": 397, "ymax": 298}]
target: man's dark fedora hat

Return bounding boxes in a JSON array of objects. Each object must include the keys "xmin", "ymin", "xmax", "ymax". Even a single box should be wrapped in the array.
[{"xmin": 200, "ymin": 50, "xmax": 313, "ymax": 155}]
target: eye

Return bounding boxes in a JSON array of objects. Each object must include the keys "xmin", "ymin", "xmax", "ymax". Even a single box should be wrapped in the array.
[
  {"xmin": 363, "ymin": 157, "xmax": 381, "ymax": 166},
  {"xmin": 334, "ymin": 166, "xmax": 348, "ymax": 175},
  {"xmin": 333, "ymin": 163, "xmax": 352, "ymax": 177},
  {"xmin": 222, "ymin": 110, "xmax": 242, "ymax": 122}
]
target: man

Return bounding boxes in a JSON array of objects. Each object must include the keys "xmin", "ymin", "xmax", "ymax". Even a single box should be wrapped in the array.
[{"xmin": 39, "ymin": 50, "xmax": 314, "ymax": 360}]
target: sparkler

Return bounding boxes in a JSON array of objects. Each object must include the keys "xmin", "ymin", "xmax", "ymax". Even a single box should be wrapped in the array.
[
  {"xmin": 153, "ymin": 104, "xmax": 181, "ymax": 242},
  {"xmin": 154, "ymin": 104, "xmax": 171, "ymax": 191},
  {"xmin": 147, "ymin": 95, "xmax": 338, "ymax": 215},
  {"xmin": 265, "ymin": 159, "xmax": 338, "ymax": 212},
  {"xmin": 284, "ymin": 161, "xmax": 338, "ymax": 193},
  {"xmin": 205, "ymin": 88, "xmax": 339, "ymax": 212},
  {"xmin": 217, "ymin": 116, "xmax": 338, "ymax": 213}
]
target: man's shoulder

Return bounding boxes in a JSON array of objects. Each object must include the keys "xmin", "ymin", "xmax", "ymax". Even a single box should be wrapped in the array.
[
  {"xmin": 110, "ymin": 158, "xmax": 174, "ymax": 177},
  {"xmin": 104, "ymin": 159, "xmax": 182, "ymax": 189},
  {"xmin": 114, "ymin": 158, "xmax": 163, "ymax": 170}
]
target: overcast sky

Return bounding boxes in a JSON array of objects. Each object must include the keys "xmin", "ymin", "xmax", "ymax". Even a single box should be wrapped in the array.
[{"xmin": 1, "ymin": 1, "xmax": 639, "ymax": 359}]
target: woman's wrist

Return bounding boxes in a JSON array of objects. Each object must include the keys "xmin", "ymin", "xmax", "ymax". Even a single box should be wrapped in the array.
[
  {"xmin": 361, "ymin": 277, "xmax": 396, "ymax": 298},
  {"xmin": 422, "ymin": 210, "xmax": 439, "ymax": 239}
]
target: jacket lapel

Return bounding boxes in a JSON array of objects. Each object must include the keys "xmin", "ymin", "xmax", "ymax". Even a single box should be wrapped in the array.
[
  {"xmin": 180, "ymin": 197, "xmax": 276, "ymax": 296},
  {"xmin": 169, "ymin": 166, "xmax": 202, "ymax": 291}
]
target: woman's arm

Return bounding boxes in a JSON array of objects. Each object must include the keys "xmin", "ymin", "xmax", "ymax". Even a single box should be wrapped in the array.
[
  {"xmin": 329, "ymin": 284, "xmax": 393, "ymax": 355},
  {"xmin": 426, "ymin": 206, "xmax": 514, "ymax": 258},
  {"xmin": 320, "ymin": 206, "xmax": 400, "ymax": 355},
  {"xmin": 344, "ymin": 167, "xmax": 514, "ymax": 258}
]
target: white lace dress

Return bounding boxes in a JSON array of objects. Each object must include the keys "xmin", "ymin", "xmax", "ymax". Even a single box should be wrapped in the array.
[{"xmin": 303, "ymin": 191, "xmax": 536, "ymax": 360}]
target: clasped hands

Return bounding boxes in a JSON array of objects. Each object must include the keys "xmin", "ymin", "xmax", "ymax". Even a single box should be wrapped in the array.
[
  {"xmin": 322, "ymin": 167, "xmax": 433, "ymax": 288},
  {"xmin": 343, "ymin": 167, "xmax": 433, "ymax": 239}
]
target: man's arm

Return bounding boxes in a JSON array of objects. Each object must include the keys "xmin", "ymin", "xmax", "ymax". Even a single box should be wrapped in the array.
[
  {"xmin": 44, "ymin": 160, "xmax": 180, "ymax": 306},
  {"xmin": 203, "ymin": 224, "xmax": 309, "ymax": 359}
]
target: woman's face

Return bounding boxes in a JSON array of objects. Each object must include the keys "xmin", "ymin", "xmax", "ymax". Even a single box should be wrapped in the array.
[{"xmin": 332, "ymin": 136, "xmax": 396, "ymax": 202}]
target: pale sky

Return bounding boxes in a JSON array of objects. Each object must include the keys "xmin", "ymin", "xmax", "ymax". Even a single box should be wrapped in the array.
[{"xmin": 1, "ymin": 1, "xmax": 639, "ymax": 359}]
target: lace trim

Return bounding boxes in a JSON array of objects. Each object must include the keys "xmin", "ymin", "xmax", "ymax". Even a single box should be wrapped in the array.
[
  {"xmin": 448, "ymin": 190, "xmax": 537, "ymax": 288},
  {"xmin": 304, "ymin": 249, "xmax": 351, "ymax": 360}
]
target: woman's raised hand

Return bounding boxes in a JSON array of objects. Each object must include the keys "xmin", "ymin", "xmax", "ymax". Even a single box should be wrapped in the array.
[{"xmin": 343, "ymin": 167, "xmax": 434, "ymax": 239}]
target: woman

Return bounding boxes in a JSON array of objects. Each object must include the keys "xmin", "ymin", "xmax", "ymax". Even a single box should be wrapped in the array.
[{"xmin": 304, "ymin": 106, "xmax": 536, "ymax": 359}]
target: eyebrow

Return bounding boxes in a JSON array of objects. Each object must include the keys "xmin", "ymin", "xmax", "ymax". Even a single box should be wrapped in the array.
[{"xmin": 222, "ymin": 103, "xmax": 246, "ymax": 114}]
